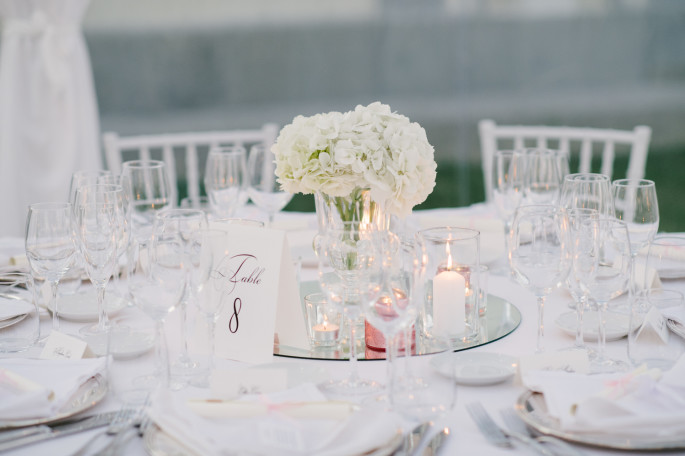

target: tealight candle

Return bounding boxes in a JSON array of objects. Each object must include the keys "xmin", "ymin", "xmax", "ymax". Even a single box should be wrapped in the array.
[{"xmin": 312, "ymin": 320, "xmax": 340, "ymax": 344}]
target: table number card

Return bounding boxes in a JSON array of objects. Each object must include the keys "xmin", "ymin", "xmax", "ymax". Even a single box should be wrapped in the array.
[{"xmin": 209, "ymin": 223, "xmax": 309, "ymax": 364}]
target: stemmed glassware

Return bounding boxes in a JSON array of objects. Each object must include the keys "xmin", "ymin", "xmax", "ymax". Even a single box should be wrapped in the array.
[
  {"xmin": 153, "ymin": 209, "xmax": 207, "ymax": 382},
  {"xmin": 204, "ymin": 146, "xmax": 248, "ymax": 219},
  {"xmin": 315, "ymin": 221, "xmax": 383, "ymax": 396},
  {"xmin": 122, "ymin": 160, "xmax": 172, "ymax": 297},
  {"xmin": 524, "ymin": 149, "xmax": 564, "ymax": 205},
  {"xmin": 559, "ymin": 173, "xmax": 613, "ymax": 348},
  {"xmin": 246, "ymin": 145, "xmax": 293, "ymax": 226},
  {"xmin": 509, "ymin": 205, "xmax": 572, "ymax": 352},
  {"xmin": 25, "ymin": 202, "xmax": 77, "ymax": 334},
  {"xmin": 612, "ymin": 179, "xmax": 659, "ymax": 297},
  {"xmin": 72, "ymin": 184, "xmax": 126, "ymax": 346},
  {"xmin": 575, "ymin": 217, "xmax": 632, "ymax": 373},
  {"xmin": 188, "ymin": 229, "xmax": 229, "ymax": 387},
  {"xmin": 491, "ymin": 150, "xmax": 526, "ymax": 271},
  {"xmin": 128, "ymin": 223, "xmax": 186, "ymax": 390}
]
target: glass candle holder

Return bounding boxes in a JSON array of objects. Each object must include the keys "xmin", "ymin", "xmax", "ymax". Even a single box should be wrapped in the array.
[
  {"xmin": 416, "ymin": 227, "xmax": 480, "ymax": 346},
  {"xmin": 304, "ymin": 293, "xmax": 342, "ymax": 348}
]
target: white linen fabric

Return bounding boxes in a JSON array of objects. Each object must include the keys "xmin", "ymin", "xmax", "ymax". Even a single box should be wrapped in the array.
[
  {"xmin": 148, "ymin": 383, "xmax": 403, "ymax": 456},
  {"xmin": 0, "ymin": 357, "xmax": 105, "ymax": 420},
  {"xmin": 0, "ymin": 0, "xmax": 101, "ymax": 237},
  {"xmin": 522, "ymin": 355, "xmax": 685, "ymax": 437}
]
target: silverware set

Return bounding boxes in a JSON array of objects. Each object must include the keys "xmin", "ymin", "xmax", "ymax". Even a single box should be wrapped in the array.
[
  {"xmin": 393, "ymin": 422, "xmax": 450, "ymax": 456},
  {"xmin": 466, "ymin": 401, "xmax": 585, "ymax": 456}
]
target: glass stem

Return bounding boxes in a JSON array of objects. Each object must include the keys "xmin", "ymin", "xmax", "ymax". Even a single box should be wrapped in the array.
[
  {"xmin": 49, "ymin": 280, "xmax": 59, "ymax": 332},
  {"xmin": 536, "ymin": 295, "xmax": 545, "ymax": 353},
  {"xmin": 575, "ymin": 295, "xmax": 586, "ymax": 348},
  {"xmin": 97, "ymin": 284, "xmax": 109, "ymax": 331},
  {"xmin": 346, "ymin": 310, "xmax": 359, "ymax": 386},
  {"xmin": 597, "ymin": 301, "xmax": 607, "ymax": 363},
  {"xmin": 386, "ymin": 330, "xmax": 397, "ymax": 408},
  {"xmin": 155, "ymin": 320, "xmax": 170, "ymax": 388},
  {"xmin": 403, "ymin": 325, "xmax": 413, "ymax": 383}
]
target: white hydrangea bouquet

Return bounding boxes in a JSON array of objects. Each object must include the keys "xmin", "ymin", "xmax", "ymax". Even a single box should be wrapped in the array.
[{"xmin": 272, "ymin": 102, "xmax": 437, "ymax": 220}]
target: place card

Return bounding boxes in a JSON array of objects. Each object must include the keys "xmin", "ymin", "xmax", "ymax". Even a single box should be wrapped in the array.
[
  {"xmin": 39, "ymin": 331, "xmax": 94, "ymax": 360},
  {"xmin": 208, "ymin": 223, "xmax": 309, "ymax": 364},
  {"xmin": 517, "ymin": 350, "xmax": 590, "ymax": 382},
  {"xmin": 209, "ymin": 368, "xmax": 288, "ymax": 399}
]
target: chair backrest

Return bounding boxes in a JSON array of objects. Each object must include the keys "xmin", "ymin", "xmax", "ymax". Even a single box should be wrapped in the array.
[
  {"xmin": 478, "ymin": 119, "xmax": 652, "ymax": 202},
  {"xmin": 103, "ymin": 123, "xmax": 280, "ymax": 204}
]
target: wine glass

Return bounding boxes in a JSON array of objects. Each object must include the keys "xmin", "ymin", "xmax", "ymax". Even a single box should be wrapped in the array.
[
  {"xmin": 204, "ymin": 146, "xmax": 248, "ymax": 219},
  {"xmin": 524, "ymin": 149, "xmax": 563, "ymax": 205},
  {"xmin": 612, "ymin": 179, "xmax": 659, "ymax": 297},
  {"xmin": 188, "ymin": 229, "xmax": 229, "ymax": 387},
  {"xmin": 128, "ymin": 226, "xmax": 186, "ymax": 390},
  {"xmin": 153, "ymin": 208, "xmax": 207, "ymax": 382},
  {"xmin": 575, "ymin": 217, "xmax": 632, "ymax": 373},
  {"xmin": 122, "ymin": 160, "xmax": 172, "ymax": 298},
  {"xmin": 73, "ymin": 184, "xmax": 125, "ymax": 349},
  {"xmin": 25, "ymin": 202, "xmax": 77, "ymax": 334},
  {"xmin": 315, "ymin": 222, "xmax": 383, "ymax": 396},
  {"xmin": 246, "ymin": 144, "xmax": 293, "ymax": 226},
  {"xmin": 560, "ymin": 173, "xmax": 614, "ymax": 217},
  {"xmin": 509, "ymin": 205, "xmax": 572, "ymax": 352}
]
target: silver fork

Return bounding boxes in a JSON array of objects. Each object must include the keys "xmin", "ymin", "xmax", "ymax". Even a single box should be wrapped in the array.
[
  {"xmin": 70, "ymin": 407, "xmax": 136, "ymax": 456},
  {"xmin": 500, "ymin": 408, "xmax": 585, "ymax": 456},
  {"xmin": 465, "ymin": 402, "xmax": 554, "ymax": 456}
]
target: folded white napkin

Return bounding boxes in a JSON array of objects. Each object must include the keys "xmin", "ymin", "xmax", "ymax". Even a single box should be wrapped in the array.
[
  {"xmin": 417, "ymin": 215, "xmax": 505, "ymax": 264},
  {"xmin": 662, "ymin": 305, "xmax": 685, "ymax": 339},
  {"xmin": 0, "ymin": 358, "xmax": 106, "ymax": 420},
  {"xmin": 0, "ymin": 296, "xmax": 33, "ymax": 320},
  {"xmin": 522, "ymin": 356, "xmax": 685, "ymax": 437},
  {"xmin": 148, "ymin": 383, "xmax": 402, "ymax": 456}
]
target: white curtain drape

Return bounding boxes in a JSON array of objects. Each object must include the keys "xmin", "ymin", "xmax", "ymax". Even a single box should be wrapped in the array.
[{"xmin": 0, "ymin": 0, "xmax": 101, "ymax": 237}]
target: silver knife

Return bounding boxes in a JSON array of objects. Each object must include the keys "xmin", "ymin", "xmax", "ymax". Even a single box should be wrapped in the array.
[
  {"xmin": 0, "ymin": 411, "xmax": 119, "ymax": 452},
  {"xmin": 420, "ymin": 427, "xmax": 450, "ymax": 456}
]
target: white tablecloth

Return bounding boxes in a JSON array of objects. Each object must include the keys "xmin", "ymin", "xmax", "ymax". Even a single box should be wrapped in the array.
[{"xmin": 2, "ymin": 204, "xmax": 685, "ymax": 456}]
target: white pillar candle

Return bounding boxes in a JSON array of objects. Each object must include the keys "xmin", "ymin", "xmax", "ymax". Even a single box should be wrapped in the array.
[{"xmin": 433, "ymin": 269, "xmax": 466, "ymax": 337}]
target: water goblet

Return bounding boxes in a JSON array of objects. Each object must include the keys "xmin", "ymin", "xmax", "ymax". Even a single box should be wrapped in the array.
[
  {"xmin": 204, "ymin": 146, "xmax": 248, "ymax": 219},
  {"xmin": 246, "ymin": 144, "xmax": 293, "ymax": 226},
  {"xmin": 575, "ymin": 217, "xmax": 632, "ymax": 373},
  {"xmin": 315, "ymin": 222, "xmax": 384, "ymax": 397},
  {"xmin": 509, "ymin": 205, "xmax": 572, "ymax": 353},
  {"xmin": 25, "ymin": 202, "xmax": 77, "ymax": 334}
]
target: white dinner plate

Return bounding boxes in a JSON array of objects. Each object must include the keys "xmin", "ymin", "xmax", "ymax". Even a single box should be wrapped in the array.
[
  {"xmin": 48, "ymin": 289, "xmax": 127, "ymax": 322},
  {"xmin": 555, "ymin": 310, "xmax": 630, "ymax": 342},
  {"xmin": 430, "ymin": 351, "xmax": 518, "ymax": 386}
]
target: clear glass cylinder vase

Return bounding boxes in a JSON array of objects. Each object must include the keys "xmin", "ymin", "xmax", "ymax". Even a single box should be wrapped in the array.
[{"xmin": 315, "ymin": 188, "xmax": 389, "ymax": 233}]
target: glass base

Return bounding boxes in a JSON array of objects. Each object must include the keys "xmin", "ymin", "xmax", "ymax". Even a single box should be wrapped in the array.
[
  {"xmin": 319, "ymin": 377, "xmax": 383, "ymax": 399},
  {"xmin": 589, "ymin": 357, "xmax": 630, "ymax": 374}
]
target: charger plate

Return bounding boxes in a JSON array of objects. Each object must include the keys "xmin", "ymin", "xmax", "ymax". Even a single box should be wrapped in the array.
[
  {"xmin": 515, "ymin": 390, "xmax": 685, "ymax": 451},
  {"xmin": 0, "ymin": 374, "xmax": 107, "ymax": 429}
]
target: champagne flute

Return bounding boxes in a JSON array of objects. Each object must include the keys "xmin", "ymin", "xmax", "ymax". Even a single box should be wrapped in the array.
[
  {"xmin": 575, "ymin": 217, "xmax": 632, "ymax": 373},
  {"xmin": 246, "ymin": 145, "xmax": 293, "ymax": 226},
  {"xmin": 315, "ymin": 222, "xmax": 383, "ymax": 396},
  {"xmin": 525, "ymin": 149, "xmax": 563, "ymax": 205},
  {"xmin": 509, "ymin": 205, "xmax": 572, "ymax": 352},
  {"xmin": 25, "ymin": 202, "xmax": 77, "ymax": 334},
  {"xmin": 73, "ymin": 184, "xmax": 124, "ymax": 346},
  {"xmin": 204, "ymin": 146, "xmax": 248, "ymax": 219},
  {"xmin": 491, "ymin": 150, "xmax": 526, "ymax": 272},
  {"xmin": 612, "ymin": 179, "xmax": 659, "ymax": 297},
  {"xmin": 188, "ymin": 229, "xmax": 229, "ymax": 387},
  {"xmin": 153, "ymin": 208, "xmax": 207, "ymax": 381}
]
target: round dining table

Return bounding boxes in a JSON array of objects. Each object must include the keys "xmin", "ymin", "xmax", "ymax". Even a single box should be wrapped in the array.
[{"xmin": 1, "ymin": 203, "xmax": 683, "ymax": 456}]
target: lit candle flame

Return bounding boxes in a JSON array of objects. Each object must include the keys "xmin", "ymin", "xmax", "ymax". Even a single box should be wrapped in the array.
[{"xmin": 446, "ymin": 243, "xmax": 453, "ymax": 270}]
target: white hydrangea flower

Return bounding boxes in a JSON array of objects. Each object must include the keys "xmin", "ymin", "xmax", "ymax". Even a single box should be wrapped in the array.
[{"xmin": 272, "ymin": 102, "xmax": 437, "ymax": 217}]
